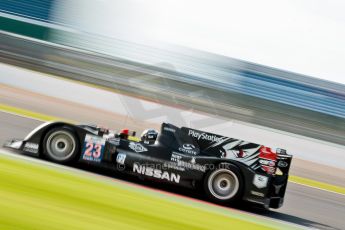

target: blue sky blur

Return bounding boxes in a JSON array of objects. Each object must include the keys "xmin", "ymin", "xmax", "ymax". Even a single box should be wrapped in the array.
[{"xmin": 54, "ymin": 0, "xmax": 345, "ymax": 85}]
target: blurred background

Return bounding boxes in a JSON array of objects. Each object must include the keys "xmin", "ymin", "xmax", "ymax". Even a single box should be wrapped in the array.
[{"xmin": 0, "ymin": 1, "xmax": 345, "ymax": 230}]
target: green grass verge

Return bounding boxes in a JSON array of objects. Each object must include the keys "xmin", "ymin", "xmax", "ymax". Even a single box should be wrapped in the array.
[{"xmin": 0, "ymin": 153, "xmax": 299, "ymax": 230}]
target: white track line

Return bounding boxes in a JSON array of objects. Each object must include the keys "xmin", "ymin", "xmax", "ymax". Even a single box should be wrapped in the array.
[{"xmin": 290, "ymin": 181, "xmax": 344, "ymax": 197}]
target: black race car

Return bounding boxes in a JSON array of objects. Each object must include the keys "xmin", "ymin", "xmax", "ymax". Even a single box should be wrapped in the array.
[{"xmin": 4, "ymin": 121, "xmax": 292, "ymax": 209}]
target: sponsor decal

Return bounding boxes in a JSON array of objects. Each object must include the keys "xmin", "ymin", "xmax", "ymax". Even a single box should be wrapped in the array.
[
  {"xmin": 133, "ymin": 163, "xmax": 180, "ymax": 183},
  {"xmin": 182, "ymin": 143, "xmax": 195, "ymax": 150},
  {"xmin": 277, "ymin": 160, "xmax": 288, "ymax": 168},
  {"xmin": 178, "ymin": 143, "xmax": 197, "ymax": 155},
  {"xmin": 82, "ymin": 134, "xmax": 105, "ymax": 163},
  {"xmin": 116, "ymin": 153, "xmax": 126, "ymax": 165},
  {"xmin": 171, "ymin": 153, "xmax": 183, "ymax": 162},
  {"xmin": 188, "ymin": 130, "xmax": 224, "ymax": 143},
  {"xmin": 253, "ymin": 174, "xmax": 268, "ymax": 189},
  {"xmin": 129, "ymin": 142, "xmax": 148, "ymax": 153},
  {"xmin": 23, "ymin": 142, "xmax": 39, "ymax": 153},
  {"xmin": 177, "ymin": 160, "xmax": 206, "ymax": 172},
  {"xmin": 259, "ymin": 159, "xmax": 276, "ymax": 167},
  {"xmin": 250, "ymin": 190, "xmax": 265, "ymax": 197},
  {"xmin": 171, "ymin": 153, "xmax": 205, "ymax": 172},
  {"xmin": 163, "ymin": 127, "xmax": 176, "ymax": 133},
  {"xmin": 163, "ymin": 162, "xmax": 185, "ymax": 172}
]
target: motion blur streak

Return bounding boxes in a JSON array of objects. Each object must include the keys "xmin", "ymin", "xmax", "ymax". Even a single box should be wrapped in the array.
[
  {"xmin": 1, "ymin": 32, "xmax": 345, "ymax": 146},
  {"xmin": 0, "ymin": 153, "xmax": 298, "ymax": 230}
]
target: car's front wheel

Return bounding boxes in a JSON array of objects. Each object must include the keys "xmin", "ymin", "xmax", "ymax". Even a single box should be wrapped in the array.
[
  {"xmin": 43, "ymin": 127, "xmax": 79, "ymax": 164},
  {"xmin": 204, "ymin": 164, "xmax": 243, "ymax": 204}
]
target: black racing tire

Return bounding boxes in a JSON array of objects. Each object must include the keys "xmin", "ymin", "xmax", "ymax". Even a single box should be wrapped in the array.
[
  {"xmin": 203, "ymin": 163, "xmax": 243, "ymax": 204},
  {"xmin": 43, "ymin": 127, "xmax": 79, "ymax": 164}
]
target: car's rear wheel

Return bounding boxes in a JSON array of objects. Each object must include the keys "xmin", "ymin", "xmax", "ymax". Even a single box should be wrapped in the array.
[
  {"xmin": 43, "ymin": 127, "xmax": 79, "ymax": 163},
  {"xmin": 204, "ymin": 164, "xmax": 243, "ymax": 204}
]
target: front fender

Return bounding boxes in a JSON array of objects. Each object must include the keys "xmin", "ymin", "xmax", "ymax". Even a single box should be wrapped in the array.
[
  {"xmin": 24, "ymin": 121, "xmax": 75, "ymax": 143},
  {"xmin": 22, "ymin": 121, "xmax": 92, "ymax": 156}
]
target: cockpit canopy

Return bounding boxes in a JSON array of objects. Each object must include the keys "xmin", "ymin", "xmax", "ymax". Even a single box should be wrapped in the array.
[{"xmin": 157, "ymin": 123, "xmax": 200, "ymax": 155}]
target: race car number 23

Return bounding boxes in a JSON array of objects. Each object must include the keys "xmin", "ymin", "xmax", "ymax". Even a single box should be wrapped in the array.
[{"xmin": 82, "ymin": 134, "xmax": 105, "ymax": 163}]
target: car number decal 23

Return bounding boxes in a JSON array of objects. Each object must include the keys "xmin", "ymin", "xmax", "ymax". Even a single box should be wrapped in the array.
[{"xmin": 81, "ymin": 134, "xmax": 105, "ymax": 163}]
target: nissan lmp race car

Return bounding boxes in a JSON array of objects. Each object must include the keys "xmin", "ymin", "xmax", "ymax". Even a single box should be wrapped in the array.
[{"xmin": 4, "ymin": 121, "xmax": 292, "ymax": 209}]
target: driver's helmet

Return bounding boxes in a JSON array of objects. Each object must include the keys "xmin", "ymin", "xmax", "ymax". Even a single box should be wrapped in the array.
[{"xmin": 141, "ymin": 129, "xmax": 158, "ymax": 144}]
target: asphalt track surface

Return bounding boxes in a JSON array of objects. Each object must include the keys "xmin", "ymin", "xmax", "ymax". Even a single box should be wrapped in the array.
[{"xmin": 1, "ymin": 111, "xmax": 345, "ymax": 230}]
